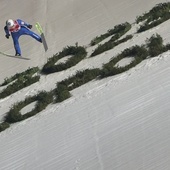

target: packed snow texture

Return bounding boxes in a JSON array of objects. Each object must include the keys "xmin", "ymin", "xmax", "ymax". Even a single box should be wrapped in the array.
[{"xmin": 0, "ymin": 0, "xmax": 170, "ymax": 170}]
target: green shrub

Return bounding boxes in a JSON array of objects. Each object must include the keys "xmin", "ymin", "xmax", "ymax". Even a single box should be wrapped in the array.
[
  {"xmin": 0, "ymin": 67, "xmax": 39, "ymax": 86},
  {"xmin": 146, "ymin": 34, "xmax": 164, "ymax": 57},
  {"xmin": 55, "ymin": 84, "xmax": 71, "ymax": 102},
  {"xmin": 0, "ymin": 67, "xmax": 40, "ymax": 99},
  {"xmin": 0, "ymin": 75, "xmax": 40, "ymax": 99},
  {"xmin": 91, "ymin": 34, "xmax": 133, "ymax": 57},
  {"xmin": 5, "ymin": 106, "xmax": 23, "ymax": 123},
  {"xmin": 136, "ymin": 2, "xmax": 170, "ymax": 32},
  {"xmin": 41, "ymin": 46, "xmax": 87, "ymax": 74},
  {"xmin": 54, "ymin": 68, "xmax": 100, "ymax": 102},
  {"xmin": 90, "ymin": 22, "xmax": 131, "ymax": 46},
  {"xmin": 0, "ymin": 122, "xmax": 10, "ymax": 132},
  {"xmin": 57, "ymin": 69, "xmax": 100, "ymax": 90},
  {"xmin": 5, "ymin": 91, "xmax": 53, "ymax": 123},
  {"xmin": 100, "ymin": 45, "xmax": 148, "ymax": 78}
]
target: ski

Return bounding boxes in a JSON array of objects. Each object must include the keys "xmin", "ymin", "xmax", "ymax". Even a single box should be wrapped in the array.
[
  {"xmin": 0, "ymin": 51, "xmax": 30, "ymax": 60},
  {"xmin": 35, "ymin": 22, "xmax": 48, "ymax": 52}
]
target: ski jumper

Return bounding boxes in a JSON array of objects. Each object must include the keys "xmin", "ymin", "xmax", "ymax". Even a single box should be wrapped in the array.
[{"xmin": 4, "ymin": 19, "xmax": 42, "ymax": 55}]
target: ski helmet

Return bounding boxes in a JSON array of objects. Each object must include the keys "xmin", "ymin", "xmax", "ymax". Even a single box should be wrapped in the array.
[{"xmin": 6, "ymin": 19, "xmax": 14, "ymax": 28}]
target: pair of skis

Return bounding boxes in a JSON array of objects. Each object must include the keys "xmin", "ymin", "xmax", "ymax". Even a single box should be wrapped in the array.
[{"xmin": 0, "ymin": 22, "xmax": 48, "ymax": 60}]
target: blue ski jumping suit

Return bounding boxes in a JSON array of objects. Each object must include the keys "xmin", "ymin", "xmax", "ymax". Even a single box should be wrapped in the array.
[{"xmin": 4, "ymin": 19, "xmax": 42, "ymax": 56}]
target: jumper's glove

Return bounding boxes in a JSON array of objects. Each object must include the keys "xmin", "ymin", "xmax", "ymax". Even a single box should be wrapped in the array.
[
  {"xmin": 5, "ymin": 34, "xmax": 10, "ymax": 39},
  {"xmin": 27, "ymin": 25, "xmax": 32, "ymax": 29}
]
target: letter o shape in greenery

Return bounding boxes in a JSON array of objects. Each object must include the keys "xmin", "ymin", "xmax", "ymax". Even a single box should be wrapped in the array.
[
  {"xmin": 5, "ymin": 91, "xmax": 53, "ymax": 123},
  {"xmin": 41, "ymin": 46, "xmax": 87, "ymax": 74}
]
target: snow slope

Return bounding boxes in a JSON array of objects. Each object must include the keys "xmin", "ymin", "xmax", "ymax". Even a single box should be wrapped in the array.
[{"xmin": 0, "ymin": 0, "xmax": 170, "ymax": 170}]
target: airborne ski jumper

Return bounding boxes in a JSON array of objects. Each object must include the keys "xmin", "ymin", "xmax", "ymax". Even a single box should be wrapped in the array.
[{"xmin": 4, "ymin": 19, "xmax": 42, "ymax": 56}]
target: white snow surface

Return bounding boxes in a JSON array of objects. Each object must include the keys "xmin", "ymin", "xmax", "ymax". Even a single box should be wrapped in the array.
[{"xmin": 0, "ymin": 0, "xmax": 170, "ymax": 170}]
